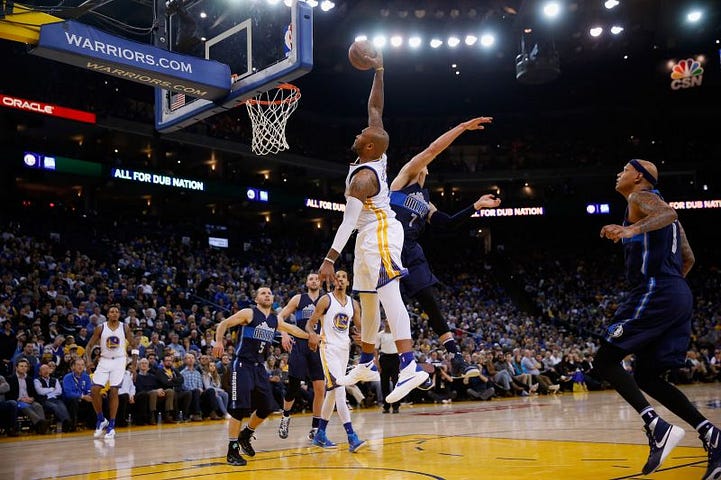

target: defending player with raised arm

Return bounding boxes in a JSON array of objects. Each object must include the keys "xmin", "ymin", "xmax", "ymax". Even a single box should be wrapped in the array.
[
  {"xmin": 318, "ymin": 50, "xmax": 430, "ymax": 404},
  {"xmin": 275, "ymin": 273, "xmax": 326, "ymax": 441},
  {"xmin": 84, "ymin": 305, "xmax": 139, "ymax": 440},
  {"xmin": 389, "ymin": 117, "xmax": 500, "ymax": 378},
  {"xmin": 212, "ymin": 287, "xmax": 320, "ymax": 467},
  {"xmin": 304, "ymin": 270, "xmax": 365, "ymax": 452},
  {"xmin": 595, "ymin": 159, "xmax": 719, "ymax": 479}
]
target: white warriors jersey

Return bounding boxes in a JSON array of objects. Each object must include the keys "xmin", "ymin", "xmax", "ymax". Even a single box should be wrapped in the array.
[
  {"xmin": 346, "ymin": 153, "xmax": 397, "ymax": 231},
  {"xmin": 100, "ymin": 322, "xmax": 127, "ymax": 359},
  {"xmin": 321, "ymin": 292, "xmax": 354, "ymax": 349}
]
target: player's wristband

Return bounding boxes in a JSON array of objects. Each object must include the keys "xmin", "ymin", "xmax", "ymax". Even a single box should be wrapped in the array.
[
  {"xmin": 324, "ymin": 257, "xmax": 335, "ymax": 264},
  {"xmin": 375, "ymin": 67, "xmax": 384, "ymax": 71},
  {"xmin": 131, "ymin": 349, "xmax": 140, "ymax": 356}
]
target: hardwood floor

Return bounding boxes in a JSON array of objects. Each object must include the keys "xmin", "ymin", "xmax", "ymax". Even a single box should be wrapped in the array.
[{"xmin": 1, "ymin": 384, "xmax": 719, "ymax": 479}]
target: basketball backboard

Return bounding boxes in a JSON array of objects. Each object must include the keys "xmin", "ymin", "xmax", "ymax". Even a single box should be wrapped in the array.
[{"xmin": 154, "ymin": 0, "xmax": 312, "ymax": 133}]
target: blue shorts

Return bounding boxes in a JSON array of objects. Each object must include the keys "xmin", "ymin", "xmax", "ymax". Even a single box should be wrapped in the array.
[
  {"xmin": 229, "ymin": 362, "xmax": 275, "ymax": 411},
  {"xmin": 400, "ymin": 242, "xmax": 439, "ymax": 298},
  {"xmin": 604, "ymin": 277, "xmax": 692, "ymax": 371},
  {"xmin": 288, "ymin": 339, "xmax": 324, "ymax": 381}
]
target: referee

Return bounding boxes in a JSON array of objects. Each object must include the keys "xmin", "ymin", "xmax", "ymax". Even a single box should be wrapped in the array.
[{"xmin": 376, "ymin": 321, "xmax": 400, "ymax": 413}]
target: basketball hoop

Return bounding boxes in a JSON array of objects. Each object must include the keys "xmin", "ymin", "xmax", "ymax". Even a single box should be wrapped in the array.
[{"xmin": 245, "ymin": 83, "xmax": 301, "ymax": 156}]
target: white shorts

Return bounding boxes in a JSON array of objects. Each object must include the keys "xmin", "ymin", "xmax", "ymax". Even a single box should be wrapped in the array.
[
  {"xmin": 319, "ymin": 343, "xmax": 350, "ymax": 390},
  {"xmin": 353, "ymin": 219, "xmax": 407, "ymax": 293},
  {"xmin": 93, "ymin": 357, "xmax": 126, "ymax": 387}
]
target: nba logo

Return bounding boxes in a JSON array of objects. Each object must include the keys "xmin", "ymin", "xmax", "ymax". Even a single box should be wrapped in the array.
[{"xmin": 283, "ymin": 24, "xmax": 292, "ymax": 58}]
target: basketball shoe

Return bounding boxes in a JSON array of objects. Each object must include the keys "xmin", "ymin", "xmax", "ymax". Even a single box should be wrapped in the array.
[
  {"xmin": 103, "ymin": 428, "xmax": 116, "ymax": 440},
  {"xmin": 385, "ymin": 360, "xmax": 429, "ymax": 404},
  {"xmin": 238, "ymin": 427, "xmax": 256, "ymax": 457},
  {"xmin": 278, "ymin": 415, "xmax": 290, "ymax": 439},
  {"xmin": 337, "ymin": 360, "xmax": 380, "ymax": 385},
  {"xmin": 642, "ymin": 417, "xmax": 685, "ymax": 475},
  {"xmin": 226, "ymin": 441, "xmax": 247, "ymax": 466},
  {"xmin": 451, "ymin": 355, "xmax": 480, "ymax": 379},
  {"xmin": 93, "ymin": 418, "xmax": 109, "ymax": 438},
  {"xmin": 701, "ymin": 427, "xmax": 721, "ymax": 480},
  {"xmin": 348, "ymin": 433, "xmax": 366, "ymax": 453},
  {"xmin": 312, "ymin": 429, "xmax": 337, "ymax": 448},
  {"xmin": 307, "ymin": 427, "xmax": 317, "ymax": 441}
]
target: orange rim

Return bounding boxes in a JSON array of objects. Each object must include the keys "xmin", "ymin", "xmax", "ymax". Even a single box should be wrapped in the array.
[{"xmin": 245, "ymin": 83, "xmax": 301, "ymax": 106}]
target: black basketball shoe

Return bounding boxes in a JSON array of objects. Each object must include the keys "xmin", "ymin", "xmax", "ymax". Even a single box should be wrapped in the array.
[{"xmin": 226, "ymin": 441, "xmax": 247, "ymax": 466}]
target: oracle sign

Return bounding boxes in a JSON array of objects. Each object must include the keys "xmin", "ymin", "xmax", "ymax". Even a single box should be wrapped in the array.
[{"xmin": 0, "ymin": 94, "xmax": 96, "ymax": 124}]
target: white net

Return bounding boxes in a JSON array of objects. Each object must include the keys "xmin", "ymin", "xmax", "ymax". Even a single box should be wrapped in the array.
[{"xmin": 245, "ymin": 84, "xmax": 301, "ymax": 156}]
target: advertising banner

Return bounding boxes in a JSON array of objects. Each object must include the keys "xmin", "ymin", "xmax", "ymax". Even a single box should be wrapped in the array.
[{"xmin": 32, "ymin": 21, "xmax": 230, "ymax": 99}]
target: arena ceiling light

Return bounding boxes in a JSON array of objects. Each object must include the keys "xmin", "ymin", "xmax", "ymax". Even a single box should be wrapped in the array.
[
  {"xmin": 589, "ymin": 26, "xmax": 603, "ymax": 37},
  {"xmin": 610, "ymin": 25, "xmax": 624, "ymax": 34},
  {"xmin": 390, "ymin": 35, "xmax": 403, "ymax": 47},
  {"xmin": 543, "ymin": 2, "xmax": 561, "ymax": 18},
  {"xmin": 372, "ymin": 35, "xmax": 387, "ymax": 48},
  {"xmin": 447, "ymin": 36, "xmax": 461, "ymax": 47},
  {"xmin": 604, "ymin": 0, "xmax": 619, "ymax": 9},
  {"xmin": 687, "ymin": 10, "xmax": 703, "ymax": 23},
  {"xmin": 320, "ymin": 0, "xmax": 335, "ymax": 12},
  {"xmin": 408, "ymin": 36, "xmax": 422, "ymax": 48},
  {"xmin": 430, "ymin": 38, "xmax": 443, "ymax": 48},
  {"xmin": 465, "ymin": 35, "xmax": 478, "ymax": 46},
  {"xmin": 480, "ymin": 33, "xmax": 495, "ymax": 47},
  {"xmin": 354, "ymin": 34, "xmax": 367, "ymax": 42}
]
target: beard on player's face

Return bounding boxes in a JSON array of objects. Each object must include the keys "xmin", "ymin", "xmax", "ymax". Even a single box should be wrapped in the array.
[{"xmin": 351, "ymin": 140, "xmax": 361, "ymax": 155}]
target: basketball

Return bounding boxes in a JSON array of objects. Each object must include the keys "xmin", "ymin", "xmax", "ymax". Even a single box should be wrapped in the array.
[{"xmin": 348, "ymin": 40, "xmax": 378, "ymax": 70}]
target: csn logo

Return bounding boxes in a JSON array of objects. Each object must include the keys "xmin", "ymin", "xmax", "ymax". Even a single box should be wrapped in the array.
[{"xmin": 669, "ymin": 58, "xmax": 704, "ymax": 90}]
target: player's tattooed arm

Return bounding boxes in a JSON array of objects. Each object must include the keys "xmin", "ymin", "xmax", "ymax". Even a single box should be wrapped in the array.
[
  {"xmin": 346, "ymin": 169, "xmax": 379, "ymax": 202},
  {"xmin": 321, "ymin": 170, "xmax": 377, "ymax": 289},
  {"xmin": 677, "ymin": 222, "xmax": 695, "ymax": 277},
  {"xmin": 627, "ymin": 191, "xmax": 678, "ymax": 235},
  {"xmin": 602, "ymin": 192, "xmax": 679, "ymax": 242}
]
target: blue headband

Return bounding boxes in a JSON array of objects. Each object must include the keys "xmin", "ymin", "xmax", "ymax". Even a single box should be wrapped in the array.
[{"xmin": 629, "ymin": 159, "xmax": 657, "ymax": 186}]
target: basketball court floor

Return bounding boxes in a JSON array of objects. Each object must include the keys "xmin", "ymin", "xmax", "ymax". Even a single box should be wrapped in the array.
[{"xmin": 0, "ymin": 383, "xmax": 718, "ymax": 480}]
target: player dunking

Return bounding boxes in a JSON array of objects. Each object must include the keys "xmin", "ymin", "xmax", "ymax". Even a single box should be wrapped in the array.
[
  {"xmin": 317, "ymin": 50, "xmax": 430, "ymax": 404},
  {"xmin": 306, "ymin": 270, "xmax": 365, "ymax": 452},
  {"xmin": 85, "ymin": 305, "xmax": 138, "ymax": 440},
  {"xmin": 389, "ymin": 117, "xmax": 500, "ymax": 378},
  {"xmin": 213, "ymin": 287, "xmax": 319, "ymax": 467},
  {"xmin": 276, "ymin": 273, "xmax": 325, "ymax": 441},
  {"xmin": 596, "ymin": 159, "xmax": 720, "ymax": 478}
]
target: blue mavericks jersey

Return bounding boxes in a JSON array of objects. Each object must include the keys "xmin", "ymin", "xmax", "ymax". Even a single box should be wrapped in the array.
[
  {"xmin": 235, "ymin": 307, "xmax": 278, "ymax": 363},
  {"xmin": 390, "ymin": 183, "xmax": 431, "ymax": 244},
  {"xmin": 621, "ymin": 190, "xmax": 684, "ymax": 286},
  {"xmin": 294, "ymin": 293, "xmax": 320, "ymax": 334}
]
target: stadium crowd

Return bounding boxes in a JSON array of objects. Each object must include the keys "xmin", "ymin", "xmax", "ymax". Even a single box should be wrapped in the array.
[{"xmin": 0, "ymin": 215, "xmax": 719, "ymax": 437}]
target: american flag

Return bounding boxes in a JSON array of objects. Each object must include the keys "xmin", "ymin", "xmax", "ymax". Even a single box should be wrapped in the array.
[{"xmin": 170, "ymin": 92, "xmax": 186, "ymax": 110}]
